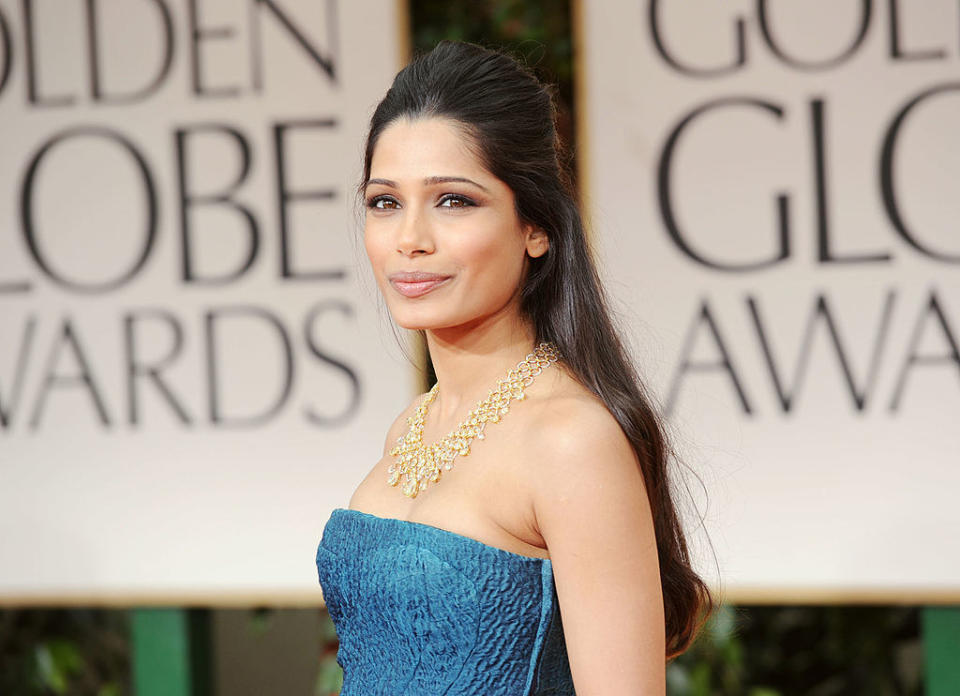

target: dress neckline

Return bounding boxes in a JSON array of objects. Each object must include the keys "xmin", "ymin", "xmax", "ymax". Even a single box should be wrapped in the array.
[{"xmin": 332, "ymin": 507, "xmax": 552, "ymax": 564}]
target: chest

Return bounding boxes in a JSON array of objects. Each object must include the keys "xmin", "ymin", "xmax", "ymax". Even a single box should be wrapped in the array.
[{"xmin": 348, "ymin": 421, "xmax": 549, "ymax": 558}]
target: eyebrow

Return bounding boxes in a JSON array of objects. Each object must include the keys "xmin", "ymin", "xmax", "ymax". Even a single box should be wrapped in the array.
[{"xmin": 365, "ymin": 176, "xmax": 491, "ymax": 193}]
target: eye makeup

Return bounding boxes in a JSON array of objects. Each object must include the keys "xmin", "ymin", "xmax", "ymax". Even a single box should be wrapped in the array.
[{"xmin": 365, "ymin": 192, "xmax": 480, "ymax": 210}]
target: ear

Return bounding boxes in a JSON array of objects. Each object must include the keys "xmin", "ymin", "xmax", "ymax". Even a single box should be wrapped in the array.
[{"xmin": 524, "ymin": 224, "xmax": 549, "ymax": 259}]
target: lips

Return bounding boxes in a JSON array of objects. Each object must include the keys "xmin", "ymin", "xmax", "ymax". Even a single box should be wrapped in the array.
[{"xmin": 388, "ymin": 271, "xmax": 452, "ymax": 298}]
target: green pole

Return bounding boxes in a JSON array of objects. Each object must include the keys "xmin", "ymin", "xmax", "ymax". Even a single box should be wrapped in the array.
[
  {"xmin": 923, "ymin": 606, "xmax": 960, "ymax": 696},
  {"xmin": 131, "ymin": 608, "xmax": 212, "ymax": 696}
]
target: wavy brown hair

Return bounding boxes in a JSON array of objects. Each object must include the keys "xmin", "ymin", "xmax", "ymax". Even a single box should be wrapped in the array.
[{"xmin": 357, "ymin": 39, "xmax": 715, "ymax": 658}]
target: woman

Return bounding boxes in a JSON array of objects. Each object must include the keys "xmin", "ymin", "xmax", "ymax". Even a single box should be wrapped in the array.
[{"xmin": 316, "ymin": 40, "xmax": 714, "ymax": 695}]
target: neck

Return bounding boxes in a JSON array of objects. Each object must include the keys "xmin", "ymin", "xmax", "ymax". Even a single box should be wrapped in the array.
[{"xmin": 424, "ymin": 308, "xmax": 538, "ymax": 422}]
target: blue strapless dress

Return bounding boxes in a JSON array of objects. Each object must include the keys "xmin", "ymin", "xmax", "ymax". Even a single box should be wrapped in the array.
[{"xmin": 316, "ymin": 507, "xmax": 576, "ymax": 695}]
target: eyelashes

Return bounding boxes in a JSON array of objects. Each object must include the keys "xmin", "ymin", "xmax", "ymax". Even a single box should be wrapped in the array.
[
  {"xmin": 438, "ymin": 194, "xmax": 478, "ymax": 209},
  {"xmin": 365, "ymin": 193, "xmax": 478, "ymax": 210},
  {"xmin": 365, "ymin": 194, "xmax": 400, "ymax": 210}
]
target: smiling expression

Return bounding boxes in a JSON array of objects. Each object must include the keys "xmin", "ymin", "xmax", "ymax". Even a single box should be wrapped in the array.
[{"xmin": 363, "ymin": 116, "xmax": 549, "ymax": 332}]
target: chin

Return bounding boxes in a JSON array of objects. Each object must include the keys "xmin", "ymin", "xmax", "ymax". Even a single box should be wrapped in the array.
[
  {"xmin": 393, "ymin": 316, "xmax": 451, "ymax": 331},
  {"xmin": 389, "ymin": 308, "xmax": 468, "ymax": 332}
]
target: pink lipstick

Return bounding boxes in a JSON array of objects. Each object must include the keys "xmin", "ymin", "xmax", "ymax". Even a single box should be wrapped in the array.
[{"xmin": 388, "ymin": 271, "xmax": 452, "ymax": 298}]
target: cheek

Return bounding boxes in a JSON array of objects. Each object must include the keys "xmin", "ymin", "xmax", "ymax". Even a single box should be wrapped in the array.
[
  {"xmin": 453, "ymin": 233, "xmax": 526, "ymax": 287},
  {"xmin": 363, "ymin": 225, "xmax": 386, "ymax": 270},
  {"xmin": 452, "ymin": 208, "xmax": 526, "ymax": 271}
]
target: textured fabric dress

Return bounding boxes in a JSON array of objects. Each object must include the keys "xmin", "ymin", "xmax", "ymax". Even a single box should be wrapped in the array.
[{"xmin": 316, "ymin": 507, "xmax": 576, "ymax": 695}]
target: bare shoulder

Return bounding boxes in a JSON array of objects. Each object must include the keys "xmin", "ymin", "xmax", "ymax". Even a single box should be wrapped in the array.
[
  {"xmin": 521, "ymin": 369, "xmax": 655, "ymax": 563},
  {"xmin": 523, "ymin": 370, "xmax": 666, "ymax": 691},
  {"xmin": 524, "ymin": 377, "xmax": 642, "ymax": 498}
]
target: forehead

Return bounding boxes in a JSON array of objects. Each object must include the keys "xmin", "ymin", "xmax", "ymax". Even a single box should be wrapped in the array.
[{"xmin": 370, "ymin": 117, "xmax": 487, "ymax": 178}]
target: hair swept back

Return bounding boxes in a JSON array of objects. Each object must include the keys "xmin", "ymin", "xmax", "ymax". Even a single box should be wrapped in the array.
[{"xmin": 357, "ymin": 39, "xmax": 716, "ymax": 658}]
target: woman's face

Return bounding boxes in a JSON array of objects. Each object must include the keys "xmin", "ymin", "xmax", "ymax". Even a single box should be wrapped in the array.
[{"xmin": 363, "ymin": 116, "xmax": 548, "ymax": 332}]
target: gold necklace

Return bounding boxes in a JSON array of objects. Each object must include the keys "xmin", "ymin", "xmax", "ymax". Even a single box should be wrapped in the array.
[{"xmin": 387, "ymin": 341, "xmax": 560, "ymax": 498}]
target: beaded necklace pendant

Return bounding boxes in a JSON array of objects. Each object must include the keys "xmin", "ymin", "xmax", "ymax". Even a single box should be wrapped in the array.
[{"xmin": 386, "ymin": 341, "xmax": 560, "ymax": 498}]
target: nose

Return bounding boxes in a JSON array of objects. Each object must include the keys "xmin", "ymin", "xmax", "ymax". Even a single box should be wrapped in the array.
[{"xmin": 395, "ymin": 204, "xmax": 434, "ymax": 257}]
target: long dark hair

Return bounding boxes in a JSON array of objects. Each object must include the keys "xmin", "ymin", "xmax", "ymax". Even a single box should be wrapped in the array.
[{"xmin": 357, "ymin": 39, "xmax": 715, "ymax": 659}]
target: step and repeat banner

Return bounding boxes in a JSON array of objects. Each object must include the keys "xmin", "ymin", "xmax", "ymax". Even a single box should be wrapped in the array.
[
  {"xmin": 579, "ymin": 0, "xmax": 960, "ymax": 601},
  {"xmin": 3, "ymin": 0, "xmax": 956, "ymax": 607},
  {"xmin": 0, "ymin": 0, "xmax": 414, "ymax": 604}
]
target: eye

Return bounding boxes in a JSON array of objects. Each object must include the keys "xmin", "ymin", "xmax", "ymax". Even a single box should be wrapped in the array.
[
  {"xmin": 366, "ymin": 195, "xmax": 399, "ymax": 210},
  {"xmin": 438, "ymin": 194, "xmax": 476, "ymax": 209}
]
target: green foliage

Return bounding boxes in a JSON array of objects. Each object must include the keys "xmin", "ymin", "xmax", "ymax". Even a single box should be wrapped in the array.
[
  {"xmin": 34, "ymin": 639, "xmax": 84, "ymax": 692},
  {"xmin": 667, "ymin": 605, "xmax": 924, "ymax": 696},
  {"xmin": 0, "ymin": 609, "xmax": 129, "ymax": 695},
  {"xmin": 411, "ymin": 0, "xmax": 572, "ymax": 83}
]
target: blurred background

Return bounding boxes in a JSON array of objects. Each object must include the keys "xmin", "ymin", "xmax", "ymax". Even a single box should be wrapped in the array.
[{"xmin": 1, "ymin": 0, "xmax": 958, "ymax": 694}]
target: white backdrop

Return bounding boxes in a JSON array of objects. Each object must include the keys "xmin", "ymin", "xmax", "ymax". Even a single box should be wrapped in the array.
[
  {"xmin": 0, "ymin": 0, "xmax": 416, "ymax": 604},
  {"xmin": 578, "ymin": 0, "xmax": 960, "ymax": 601}
]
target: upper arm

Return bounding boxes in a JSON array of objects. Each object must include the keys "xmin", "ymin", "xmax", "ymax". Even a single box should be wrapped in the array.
[{"xmin": 530, "ymin": 400, "xmax": 665, "ymax": 695}]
